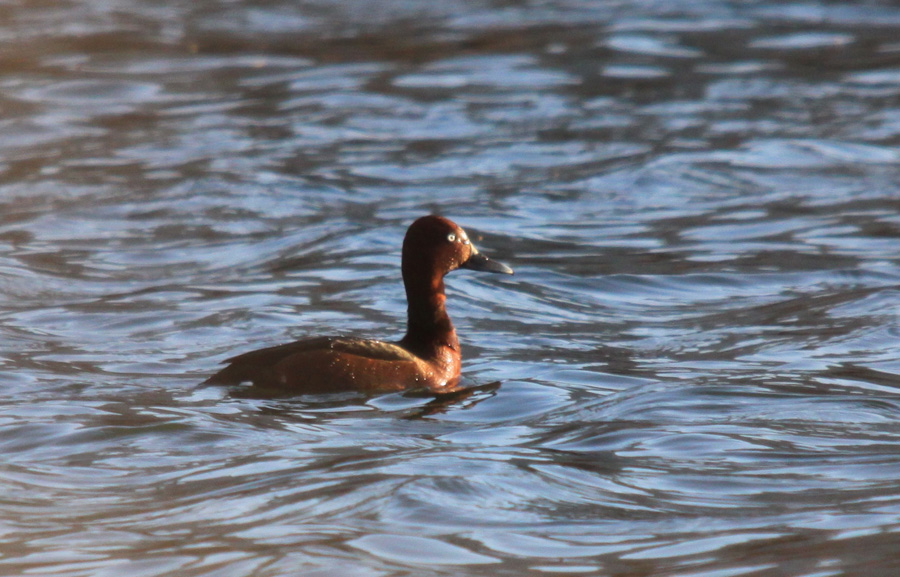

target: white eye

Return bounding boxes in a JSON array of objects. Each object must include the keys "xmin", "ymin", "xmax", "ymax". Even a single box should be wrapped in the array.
[{"xmin": 447, "ymin": 233, "xmax": 456, "ymax": 242}]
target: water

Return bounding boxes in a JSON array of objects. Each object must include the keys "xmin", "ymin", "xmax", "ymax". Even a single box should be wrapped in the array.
[{"xmin": 2, "ymin": 0, "xmax": 900, "ymax": 575}]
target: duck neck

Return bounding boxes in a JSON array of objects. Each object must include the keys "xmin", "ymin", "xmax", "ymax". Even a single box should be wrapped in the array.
[{"xmin": 401, "ymin": 270, "xmax": 459, "ymax": 358}]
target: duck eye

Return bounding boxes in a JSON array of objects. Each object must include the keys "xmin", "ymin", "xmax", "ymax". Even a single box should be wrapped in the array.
[{"xmin": 447, "ymin": 233, "xmax": 456, "ymax": 242}]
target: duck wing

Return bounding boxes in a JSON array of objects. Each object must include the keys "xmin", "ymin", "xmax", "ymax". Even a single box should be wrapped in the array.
[{"xmin": 204, "ymin": 336, "xmax": 417, "ymax": 385}]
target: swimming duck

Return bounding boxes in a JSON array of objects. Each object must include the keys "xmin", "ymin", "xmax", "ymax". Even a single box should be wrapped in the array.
[{"xmin": 205, "ymin": 215, "xmax": 513, "ymax": 394}]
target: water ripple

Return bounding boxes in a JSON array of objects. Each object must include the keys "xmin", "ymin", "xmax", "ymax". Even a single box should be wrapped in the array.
[{"xmin": 2, "ymin": 1, "xmax": 900, "ymax": 576}]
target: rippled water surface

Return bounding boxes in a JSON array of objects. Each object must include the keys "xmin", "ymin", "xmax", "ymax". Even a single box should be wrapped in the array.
[{"xmin": 3, "ymin": 1, "xmax": 900, "ymax": 575}]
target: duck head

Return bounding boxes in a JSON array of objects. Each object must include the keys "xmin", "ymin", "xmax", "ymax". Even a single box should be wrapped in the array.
[{"xmin": 402, "ymin": 215, "xmax": 513, "ymax": 280}]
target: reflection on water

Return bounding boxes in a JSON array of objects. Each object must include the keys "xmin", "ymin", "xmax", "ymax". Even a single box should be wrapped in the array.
[{"xmin": 2, "ymin": 0, "xmax": 900, "ymax": 575}]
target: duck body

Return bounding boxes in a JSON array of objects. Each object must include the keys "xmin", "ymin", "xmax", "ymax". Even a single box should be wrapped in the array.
[
  {"xmin": 205, "ymin": 215, "xmax": 512, "ymax": 394},
  {"xmin": 206, "ymin": 336, "xmax": 459, "ymax": 394}
]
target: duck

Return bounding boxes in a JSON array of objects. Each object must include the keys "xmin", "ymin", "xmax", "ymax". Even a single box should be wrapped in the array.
[{"xmin": 205, "ymin": 215, "xmax": 513, "ymax": 394}]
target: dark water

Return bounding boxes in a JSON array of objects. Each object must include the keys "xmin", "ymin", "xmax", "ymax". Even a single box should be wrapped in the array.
[{"xmin": 3, "ymin": 1, "xmax": 900, "ymax": 575}]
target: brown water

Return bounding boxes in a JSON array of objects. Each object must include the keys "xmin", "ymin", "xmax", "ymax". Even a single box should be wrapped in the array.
[{"xmin": 2, "ymin": 1, "xmax": 900, "ymax": 575}]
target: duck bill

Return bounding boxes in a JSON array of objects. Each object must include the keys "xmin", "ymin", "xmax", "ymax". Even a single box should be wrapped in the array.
[{"xmin": 461, "ymin": 251, "xmax": 514, "ymax": 275}]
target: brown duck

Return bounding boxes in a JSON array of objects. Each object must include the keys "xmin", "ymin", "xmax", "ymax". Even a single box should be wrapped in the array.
[{"xmin": 205, "ymin": 215, "xmax": 513, "ymax": 394}]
